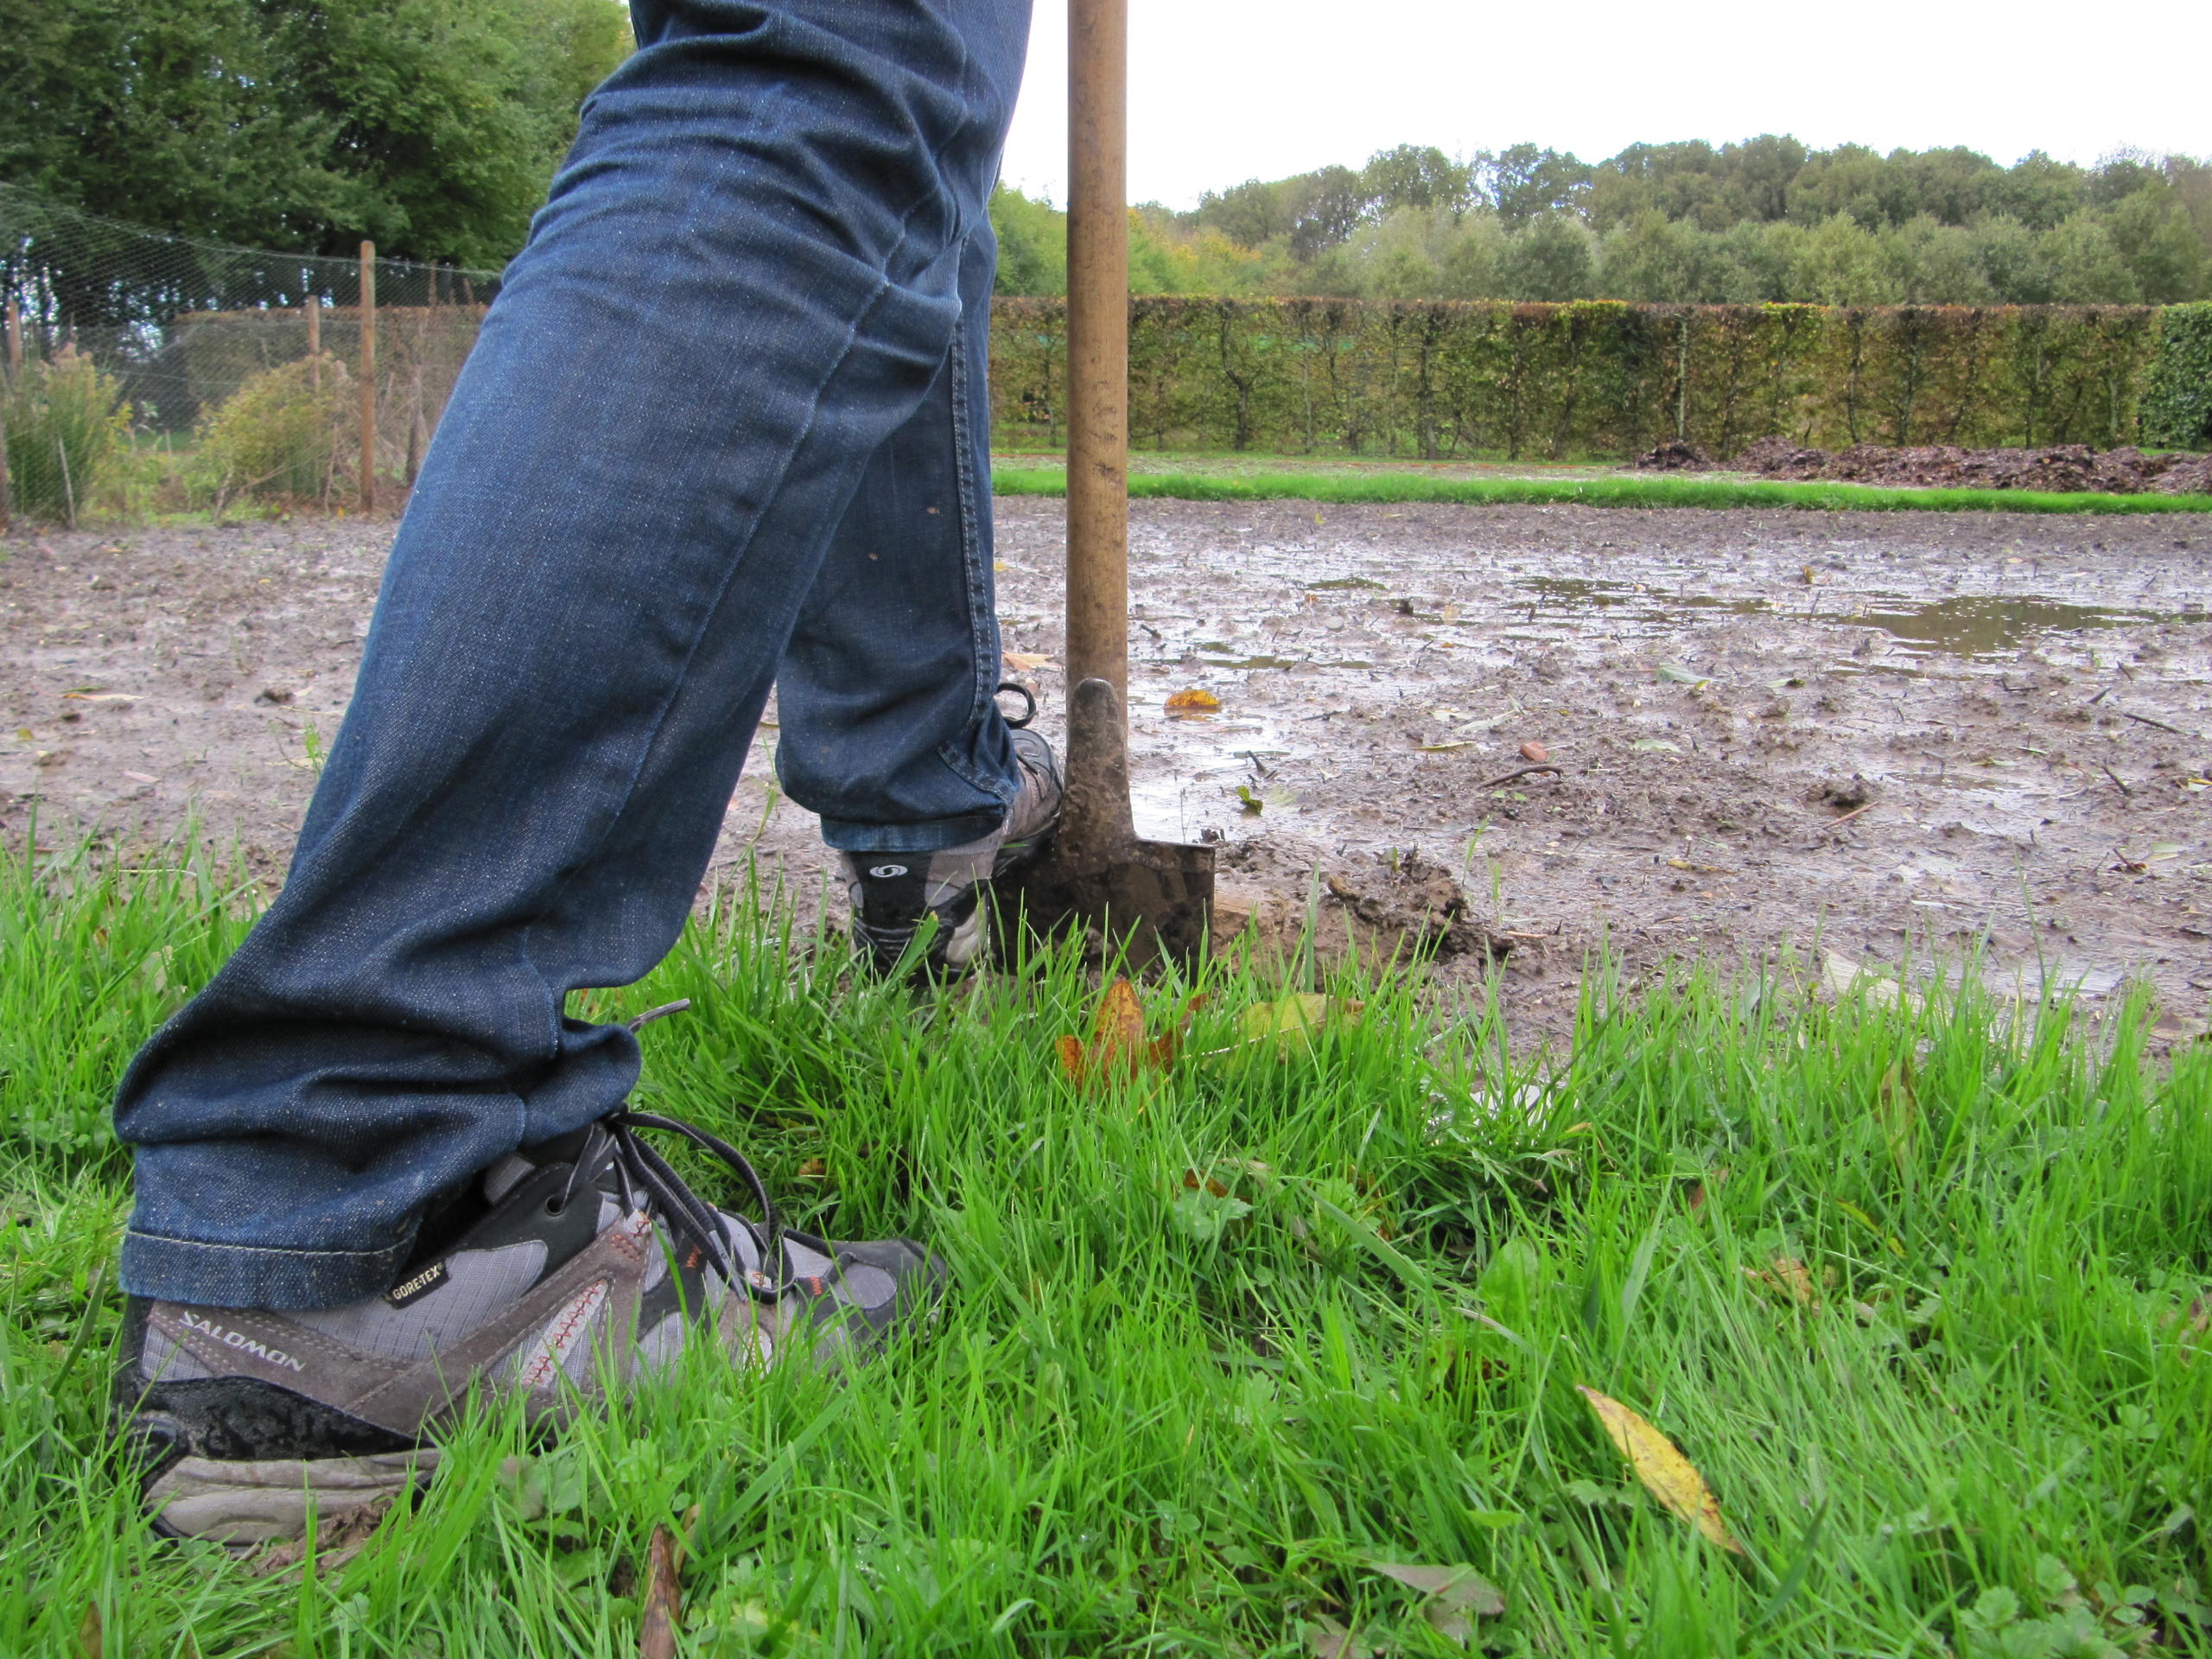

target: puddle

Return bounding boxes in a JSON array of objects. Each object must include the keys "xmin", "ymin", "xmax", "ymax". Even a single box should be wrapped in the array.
[
  {"xmin": 1126, "ymin": 707, "xmax": 1316, "ymax": 841},
  {"xmin": 1847, "ymin": 595, "xmax": 2174, "ymax": 658}
]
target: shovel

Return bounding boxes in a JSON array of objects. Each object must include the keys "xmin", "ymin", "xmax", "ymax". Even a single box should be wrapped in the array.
[{"xmin": 995, "ymin": 0, "xmax": 1214, "ymax": 966}]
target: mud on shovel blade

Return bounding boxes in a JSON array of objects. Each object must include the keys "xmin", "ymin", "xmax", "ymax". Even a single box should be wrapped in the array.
[{"xmin": 998, "ymin": 677, "xmax": 1214, "ymax": 966}]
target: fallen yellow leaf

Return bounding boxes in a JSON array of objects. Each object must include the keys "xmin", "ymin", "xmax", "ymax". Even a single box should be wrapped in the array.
[
  {"xmin": 1575, "ymin": 1385, "xmax": 1745, "ymax": 1554},
  {"xmin": 1002, "ymin": 652, "xmax": 1058, "ymax": 673},
  {"xmin": 1165, "ymin": 687, "xmax": 1221, "ymax": 715},
  {"xmin": 1743, "ymin": 1256, "xmax": 1820, "ymax": 1308},
  {"xmin": 1238, "ymin": 993, "xmax": 1363, "ymax": 1055}
]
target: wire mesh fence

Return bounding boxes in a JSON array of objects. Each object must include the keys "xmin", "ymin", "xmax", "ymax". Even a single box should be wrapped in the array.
[{"xmin": 1, "ymin": 182, "xmax": 504, "ymax": 517}]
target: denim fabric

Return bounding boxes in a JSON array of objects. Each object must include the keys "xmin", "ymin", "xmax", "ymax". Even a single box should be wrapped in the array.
[{"xmin": 113, "ymin": 0, "xmax": 1033, "ymax": 1309}]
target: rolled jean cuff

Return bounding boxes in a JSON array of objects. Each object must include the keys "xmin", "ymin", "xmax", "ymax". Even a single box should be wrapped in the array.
[
  {"xmin": 817, "ymin": 805, "xmax": 1007, "ymax": 854},
  {"xmin": 120, "ymin": 1228, "xmax": 413, "ymax": 1312}
]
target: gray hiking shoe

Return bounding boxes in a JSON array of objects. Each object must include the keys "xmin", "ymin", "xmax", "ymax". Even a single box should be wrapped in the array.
[
  {"xmin": 111, "ymin": 1070, "xmax": 945, "ymax": 1543},
  {"xmin": 841, "ymin": 722, "xmax": 1063, "ymax": 978}
]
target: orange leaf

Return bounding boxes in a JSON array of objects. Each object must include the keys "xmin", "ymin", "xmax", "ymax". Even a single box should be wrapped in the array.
[
  {"xmin": 1576, "ymin": 1386, "xmax": 1745, "ymax": 1554},
  {"xmin": 1058, "ymin": 978, "xmax": 1165, "ymax": 1085},
  {"xmin": 1165, "ymin": 687, "xmax": 1221, "ymax": 715}
]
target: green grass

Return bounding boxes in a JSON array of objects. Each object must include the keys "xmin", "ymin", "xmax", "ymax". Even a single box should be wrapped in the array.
[
  {"xmin": 992, "ymin": 464, "xmax": 2212, "ymax": 515},
  {"xmin": 5, "ymin": 843, "xmax": 2212, "ymax": 1656}
]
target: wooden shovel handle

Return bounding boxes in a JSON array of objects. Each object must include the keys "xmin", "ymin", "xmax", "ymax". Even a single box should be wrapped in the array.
[{"xmin": 1065, "ymin": 0, "xmax": 1128, "ymax": 710}]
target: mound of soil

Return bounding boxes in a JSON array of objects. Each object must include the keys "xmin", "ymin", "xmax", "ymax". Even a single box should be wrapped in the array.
[
  {"xmin": 1732, "ymin": 437, "xmax": 2212, "ymax": 494},
  {"xmin": 1633, "ymin": 439, "xmax": 1716, "ymax": 472}
]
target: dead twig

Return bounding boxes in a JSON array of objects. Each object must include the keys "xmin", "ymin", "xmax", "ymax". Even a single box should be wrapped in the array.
[
  {"xmin": 1824, "ymin": 801, "xmax": 1877, "ymax": 829},
  {"xmin": 2101, "ymin": 764, "xmax": 2133, "ymax": 798},
  {"xmin": 2119, "ymin": 709, "xmax": 2193, "ymax": 739},
  {"xmin": 1473, "ymin": 763, "xmax": 1563, "ymax": 790},
  {"xmin": 639, "ymin": 1525, "xmax": 683, "ymax": 1659}
]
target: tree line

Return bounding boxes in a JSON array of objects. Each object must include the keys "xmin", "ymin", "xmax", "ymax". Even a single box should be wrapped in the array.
[
  {"xmin": 994, "ymin": 138, "xmax": 2212, "ymax": 307},
  {"xmin": 5, "ymin": 13, "xmax": 2203, "ymax": 312}
]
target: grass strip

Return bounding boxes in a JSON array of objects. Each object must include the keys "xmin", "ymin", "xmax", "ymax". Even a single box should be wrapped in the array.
[
  {"xmin": 5, "ymin": 843, "xmax": 2211, "ymax": 1654},
  {"xmin": 994, "ymin": 465, "xmax": 2212, "ymax": 515}
]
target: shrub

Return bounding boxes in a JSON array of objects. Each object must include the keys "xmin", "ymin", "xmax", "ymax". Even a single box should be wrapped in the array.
[
  {"xmin": 2143, "ymin": 302, "xmax": 2212, "ymax": 449},
  {"xmin": 189, "ymin": 353, "xmax": 353, "ymax": 507},
  {"xmin": 2, "ymin": 347, "xmax": 131, "ymax": 524}
]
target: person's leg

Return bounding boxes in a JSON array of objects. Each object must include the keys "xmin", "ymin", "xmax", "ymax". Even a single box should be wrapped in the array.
[
  {"xmin": 774, "ymin": 227, "xmax": 1015, "ymax": 852},
  {"xmin": 772, "ymin": 223, "xmax": 1062, "ymax": 975},
  {"xmin": 112, "ymin": 0, "xmax": 1033, "ymax": 1313}
]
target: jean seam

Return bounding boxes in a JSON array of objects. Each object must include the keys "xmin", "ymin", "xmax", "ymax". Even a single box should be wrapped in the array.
[
  {"xmin": 932, "ymin": 266, "xmax": 1015, "ymax": 808},
  {"xmin": 125, "ymin": 1230, "xmax": 409, "ymax": 1261}
]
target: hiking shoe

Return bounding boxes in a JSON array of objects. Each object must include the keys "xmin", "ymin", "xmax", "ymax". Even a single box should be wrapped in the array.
[
  {"xmin": 842, "ymin": 724, "xmax": 1063, "ymax": 978},
  {"xmin": 112, "ymin": 1057, "xmax": 945, "ymax": 1543}
]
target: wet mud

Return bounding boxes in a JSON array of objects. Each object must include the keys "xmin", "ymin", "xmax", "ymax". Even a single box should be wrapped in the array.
[{"xmin": 3, "ymin": 499, "xmax": 2209, "ymax": 1042}]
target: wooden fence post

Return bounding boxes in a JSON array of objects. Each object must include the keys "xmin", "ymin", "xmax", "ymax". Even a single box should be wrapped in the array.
[
  {"xmin": 359, "ymin": 241, "xmax": 377, "ymax": 512},
  {"xmin": 306, "ymin": 300, "xmax": 321, "ymax": 391}
]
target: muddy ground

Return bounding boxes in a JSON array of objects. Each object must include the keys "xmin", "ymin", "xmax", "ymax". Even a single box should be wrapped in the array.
[{"xmin": 4, "ymin": 500, "xmax": 2209, "ymax": 1041}]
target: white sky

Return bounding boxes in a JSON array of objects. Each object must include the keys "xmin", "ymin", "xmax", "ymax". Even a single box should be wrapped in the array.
[{"xmin": 997, "ymin": 0, "xmax": 2212, "ymax": 210}]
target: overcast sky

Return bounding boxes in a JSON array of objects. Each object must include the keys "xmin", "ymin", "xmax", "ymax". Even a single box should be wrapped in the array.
[{"xmin": 995, "ymin": 0, "xmax": 2212, "ymax": 209}]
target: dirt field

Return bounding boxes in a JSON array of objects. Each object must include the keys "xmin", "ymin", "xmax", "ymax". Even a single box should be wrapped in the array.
[{"xmin": 4, "ymin": 499, "xmax": 2209, "ymax": 1039}]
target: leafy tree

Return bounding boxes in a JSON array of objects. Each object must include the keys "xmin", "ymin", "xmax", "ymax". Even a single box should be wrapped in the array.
[
  {"xmin": 2042, "ymin": 216, "xmax": 2140, "ymax": 302},
  {"xmin": 1361, "ymin": 145, "xmax": 1474, "ymax": 219},
  {"xmin": 0, "ymin": 0, "xmax": 632, "ymax": 267},
  {"xmin": 2106, "ymin": 189, "xmax": 2206, "ymax": 304},
  {"xmin": 989, "ymin": 183, "xmax": 1067, "ymax": 296},
  {"xmin": 1482, "ymin": 145, "xmax": 1591, "ymax": 227},
  {"xmin": 1500, "ymin": 213, "xmax": 1595, "ymax": 300},
  {"xmin": 1192, "ymin": 178, "xmax": 1294, "ymax": 249},
  {"xmin": 1285, "ymin": 166, "xmax": 1371, "ymax": 260}
]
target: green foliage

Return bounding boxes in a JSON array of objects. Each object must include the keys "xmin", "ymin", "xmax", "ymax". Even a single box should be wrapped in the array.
[
  {"xmin": 987, "ymin": 182, "xmax": 1066, "ymax": 296},
  {"xmin": 188, "ymin": 353, "xmax": 355, "ymax": 505},
  {"xmin": 2144, "ymin": 302, "xmax": 2212, "ymax": 448},
  {"xmin": 992, "ymin": 298, "xmax": 2166, "ymax": 460},
  {"xmin": 1, "ymin": 346, "xmax": 131, "ymax": 523},
  {"xmin": 0, "ymin": 0, "xmax": 632, "ymax": 268}
]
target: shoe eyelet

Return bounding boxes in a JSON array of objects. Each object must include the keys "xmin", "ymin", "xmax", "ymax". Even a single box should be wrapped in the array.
[{"xmin": 543, "ymin": 1196, "xmax": 566, "ymax": 1217}]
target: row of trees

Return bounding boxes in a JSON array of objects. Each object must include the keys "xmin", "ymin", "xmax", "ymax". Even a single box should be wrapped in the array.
[
  {"xmin": 0, "ymin": 0, "xmax": 631, "ymax": 268},
  {"xmin": 992, "ymin": 139, "xmax": 2212, "ymax": 307},
  {"xmin": 7, "ymin": 12, "xmax": 2205, "ymax": 312}
]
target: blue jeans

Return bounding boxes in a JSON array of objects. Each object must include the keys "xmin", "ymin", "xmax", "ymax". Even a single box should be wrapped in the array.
[{"xmin": 113, "ymin": 0, "xmax": 1033, "ymax": 1309}]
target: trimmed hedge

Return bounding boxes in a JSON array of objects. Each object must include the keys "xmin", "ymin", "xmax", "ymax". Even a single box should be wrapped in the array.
[
  {"xmin": 989, "ymin": 298, "xmax": 2195, "ymax": 461},
  {"xmin": 2144, "ymin": 303, "xmax": 2212, "ymax": 450}
]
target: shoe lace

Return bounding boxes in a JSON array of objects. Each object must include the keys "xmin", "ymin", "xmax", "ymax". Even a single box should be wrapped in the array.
[{"xmin": 551, "ymin": 1001, "xmax": 791, "ymax": 1301}]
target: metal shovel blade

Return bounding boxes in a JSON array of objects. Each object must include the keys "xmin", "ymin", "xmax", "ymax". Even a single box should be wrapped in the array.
[{"xmin": 995, "ymin": 677, "xmax": 1215, "ymax": 966}]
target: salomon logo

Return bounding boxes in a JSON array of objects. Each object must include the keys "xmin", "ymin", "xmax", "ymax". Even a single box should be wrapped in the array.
[
  {"xmin": 868, "ymin": 864, "xmax": 909, "ymax": 879},
  {"xmin": 178, "ymin": 1310, "xmax": 305, "ymax": 1372}
]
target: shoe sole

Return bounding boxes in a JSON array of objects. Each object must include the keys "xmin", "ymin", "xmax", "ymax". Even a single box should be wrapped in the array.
[{"xmin": 147, "ymin": 1448, "xmax": 441, "ymax": 1544}]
